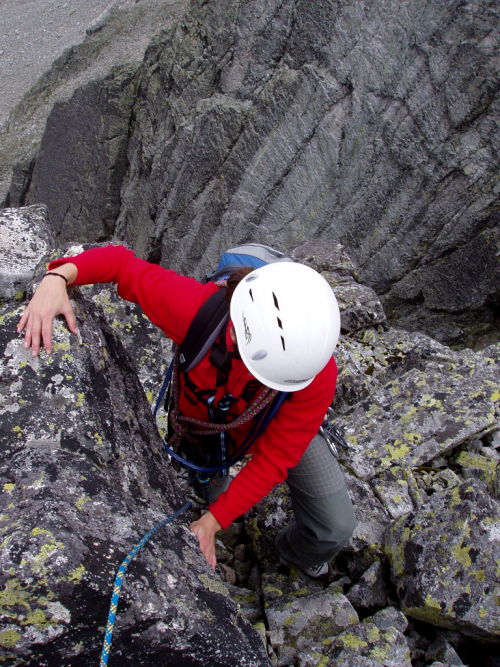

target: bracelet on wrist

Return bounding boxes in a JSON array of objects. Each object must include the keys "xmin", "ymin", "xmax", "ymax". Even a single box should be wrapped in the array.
[{"xmin": 43, "ymin": 271, "xmax": 69, "ymax": 285}]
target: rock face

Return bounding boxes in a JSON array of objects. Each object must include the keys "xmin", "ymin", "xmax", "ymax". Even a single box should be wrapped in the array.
[
  {"xmin": 1, "ymin": 205, "xmax": 500, "ymax": 665},
  {"xmin": 26, "ymin": 67, "xmax": 140, "ymax": 244},
  {"xmin": 2, "ymin": 0, "xmax": 499, "ymax": 347},
  {"xmin": 0, "ymin": 0, "xmax": 186, "ymax": 204},
  {"xmin": 0, "ymin": 208, "xmax": 271, "ymax": 665},
  {"xmin": 387, "ymin": 478, "xmax": 500, "ymax": 641},
  {"xmin": 0, "ymin": 206, "xmax": 54, "ymax": 301}
]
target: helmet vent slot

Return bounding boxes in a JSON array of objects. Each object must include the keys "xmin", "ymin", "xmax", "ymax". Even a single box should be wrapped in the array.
[
  {"xmin": 277, "ymin": 317, "xmax": 283, "ymax": 329},
  {"xmin": 272, "ymin": 293, "xmax": 280, "ymax": 310},
  {"xmin": 249, "ymin": 289, "xmax": 254, "ymax": 302},
  {"xmin": 252, "ymin": 349, "xmax": 268, "ymax": 361},
  {"xmin": 281, "ymin": 336, "xmax": 286, "ymax": 351}
]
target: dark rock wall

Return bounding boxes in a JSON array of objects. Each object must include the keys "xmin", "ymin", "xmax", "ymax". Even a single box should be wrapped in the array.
[
  {"xmin": 26, "ymin": 66, "xmax": 140, "ymax": 244},
  {"xmin": 6, "ymin": 0, "xmax": 500, "ymax": 340}
]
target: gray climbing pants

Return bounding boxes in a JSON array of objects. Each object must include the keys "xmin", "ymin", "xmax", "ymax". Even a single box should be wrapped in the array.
[
  {"xmin": 275, "ymin": 431, "xmax": 357, "ymax": 569},
  {"xmin": 201, "ymin": 430, "xmax": 356, "ymax": 568}
]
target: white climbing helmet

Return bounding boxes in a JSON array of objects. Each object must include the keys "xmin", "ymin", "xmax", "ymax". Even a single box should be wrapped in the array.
[{"xmin": 230, "ymin": 262, "xmax": 341, "ymax": 392}]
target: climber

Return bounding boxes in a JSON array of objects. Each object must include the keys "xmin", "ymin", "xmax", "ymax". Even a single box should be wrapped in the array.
[{"xmin": 17, "ymin": 245, "xmax": 356, "ymax": 580}]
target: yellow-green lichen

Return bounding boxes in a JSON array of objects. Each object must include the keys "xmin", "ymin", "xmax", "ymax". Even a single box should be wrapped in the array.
[
  {"xmin": 405, "ymin": 593, "xmax": 450, "ymax": 627},
  {"xmin": 384, "ymin": 441, "xmax": 411, "ymax": 462},
  {"xmin": 21, "ymin": 531, "xmax": 65, "ymax": 573},
  {"xmin": 66, "ymin": 564, "xmax": 86, "ymax": 584},
  {"xmin": 337, "ymin": 632, "xmax": 368, "ymax": 650},
  {"xmin": 31, "ymin": 528, "xmax": 51, "ymax": 537},
  {"xmin": 386, "ymin": 526, "xmax": 410, "ymax": 575},
  {"xmin": 198, "ymin": 573, "xmax": 230, "ymax": 597},
  {"xmin": 450, "ymin": 485, "xmax": 463, "ymax": 509},
  {"xmin": 366, "ymin": 623, "xmax": 380, "ymax": 643},
  {"xmin": 284, "ymin": 612, "xmax": 301, "ymax": 628},
  {"xmin": 76, "ymin": 496, "xmax": 90, "ymax": 510},
  {"xmin": 249, "ymin": 517, "xmax": 261, "ymax": 540},
  {"xmin": 454, "ymin": 542, "xmax": 472, "ymax": 569},
  {"xmin": 22, "ymin": 608, "xmax": 49, "ymax": 629},
  {"xmin": 0, "ymin": 578, "xmax": 32, "ymax": 616},
  {"xmin": 0, "ymin": 629, "xmax": 21, "ymax": 649},
  {"xmin": 371, "ymin": 644, "xmax": 390, "ymax": 662},
  {"xmin": 53, "ymin": 340, "xmax": 70, "ymax": 353}
]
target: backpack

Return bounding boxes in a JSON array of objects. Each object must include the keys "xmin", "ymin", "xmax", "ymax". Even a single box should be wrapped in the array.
[{"xmin": 154, "ymin": 244, "xmax": 294, "ymax": 477}]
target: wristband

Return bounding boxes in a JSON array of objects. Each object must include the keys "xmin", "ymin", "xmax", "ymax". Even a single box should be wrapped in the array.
[{"xmin": 43, "ymin": 271, "xmax": 69, "ymax": 285}]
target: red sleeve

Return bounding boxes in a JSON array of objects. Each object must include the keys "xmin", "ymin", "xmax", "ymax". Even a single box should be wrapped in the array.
[
  {"xmin": 49, "ymin": 245, "xmax": 218, "ymax": 343},
  {"xmin": 209, "ymin": 356, "xmax": 338, "ymax": 529}
]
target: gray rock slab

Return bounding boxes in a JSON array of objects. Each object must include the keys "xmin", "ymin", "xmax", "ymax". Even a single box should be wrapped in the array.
[
  {"xmin": 425, "ymin": 636, "xmax": 466, "ymax": 666},
  {"xmin": 321, "ymin": 621, "xmax": 412, "ymax": 667},
  {"xmin": 386, "ymin": 478, "xmax": 500, "ymax": 641},
  {"xmin": 346, "ymin": 560, "xmax": 387, "ymax": 611},
  {"xmin": 0, "ymin": 0, "xmax": 145, "ymax": 127},
  {"xmin": 326, "ymin": 278, "xmax": 387, "ymax": 333},
  {"xmin": 343, "ymin": 471, "xmax": 392, "ymax": 575},
  {"xmin": 335, "ymin": 334, "xmax": 500, "ymax": 481},
  {"xmin": 42, "ymin": 242, "xmax": 174, "ymax": 437},
  {"xmin": 0, "ymin": 288, "xmax": 270, "ymax": 664},
  {"xmin": 0, "ymin": 0, "xmax": 187, "ymax": 204},
  {"xmin": 223, "ymin": 584, "xmax": 262, "ymax": 624},
  {"xmin": 266, "ymin": 588, "xmax": 359, "ymax": 667},
  {"xmin": 26, "ymin": 66, "xmax": 140, "ymax": 243},
  {"xmin": 0, "ymin": 205, "xmax": 54, "ymax": 301},
  {"xmin": 370, "ymin": 465, "xmax": 422, "ymax": 520},
  {"xmin": 111, "ymin": 0, "xmax": 500, "ymax": 346},
  {"xmin": 297, "ymin": 606, "xmax": 411, "ymax": 667},
  {"xmin": 365, "ymin": 607, "xmax": 409, "ymax": 634},
  {"xmin": 331, "ymin": 326, "xmax": 446, "ymax": 414}
]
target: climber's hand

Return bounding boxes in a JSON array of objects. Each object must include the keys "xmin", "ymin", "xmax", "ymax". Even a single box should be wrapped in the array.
[
  {"xmin": 17, "ymin": 264, "xmax": 78, "ymax": 357},
  {"xmin": 189, "ymin": 511, "xmax": 222, "ymax": 570}
]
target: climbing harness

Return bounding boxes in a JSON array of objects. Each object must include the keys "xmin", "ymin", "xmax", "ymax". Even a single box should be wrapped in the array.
[
  {"xmin": 154, "ymin": 355, "xmax": 288, "ymax": 476},
  {"xmin": 99, "ymin": 501, "xmax": 192, "ymax": 667}
]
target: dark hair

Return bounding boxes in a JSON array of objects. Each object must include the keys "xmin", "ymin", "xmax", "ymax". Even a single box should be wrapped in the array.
[{"xmin": 225, "ymin": 266, "xmax": 254, "ymax": 304}]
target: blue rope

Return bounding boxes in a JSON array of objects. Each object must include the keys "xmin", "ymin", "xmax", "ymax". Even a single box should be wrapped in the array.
[{"xmin": 99, "ymin": 501, "xmax": 192, "ymax": 666}]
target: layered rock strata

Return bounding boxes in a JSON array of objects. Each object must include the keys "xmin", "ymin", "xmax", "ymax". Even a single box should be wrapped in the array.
[{"xmin": 2, "ymin": 0, "xmax": 499, "ymax": 346}]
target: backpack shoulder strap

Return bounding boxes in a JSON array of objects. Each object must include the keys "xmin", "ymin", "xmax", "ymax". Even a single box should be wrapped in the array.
[{"xmin": 177, "ymin": 288, "xmax": 229, "ymax": 374}]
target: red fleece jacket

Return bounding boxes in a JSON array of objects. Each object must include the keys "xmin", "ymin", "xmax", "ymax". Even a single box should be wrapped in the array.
[{"xmin": 50, "ymin": 245, "xmax": 338, "ymax": 529}]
